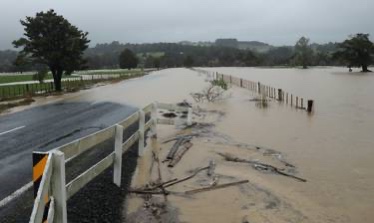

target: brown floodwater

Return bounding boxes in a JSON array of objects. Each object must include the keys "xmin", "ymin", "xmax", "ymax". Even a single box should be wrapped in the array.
[
  {"xmin": 201, "ymin": 67, "xmax": 374, "ymax": 223},
  {"xmin": 9, "ymin": 67, "xmax": 372, "ymax": 222}
]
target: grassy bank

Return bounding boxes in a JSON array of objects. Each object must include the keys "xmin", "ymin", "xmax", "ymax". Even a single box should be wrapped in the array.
[
  {"xmin": 0, "ymin": 69, "xmax": 142, "ymax": 84},
  {"xmin": 0, "ymin": 71, "xmax": 146, "ymax": 100},
  {"xmin": 0, "ymin": 74, "xmax": 77, "ymax": 84}
]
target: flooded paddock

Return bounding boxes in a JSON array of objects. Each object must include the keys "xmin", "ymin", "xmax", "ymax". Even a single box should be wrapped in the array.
[
  {"xmin": 202, "ymin": 67, "xmax": 374, "ymax": 222},
  {"xmin": 10, "ymin": 67, "xmax": 373, "ymax": 222}
]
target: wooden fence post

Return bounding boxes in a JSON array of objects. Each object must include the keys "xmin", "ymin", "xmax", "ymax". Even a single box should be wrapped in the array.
[
  {"xmin": 296, "ymin": 97, "xmax": 299, "ymax": 108},
  {"xmin": 51, "ymin": 151, "xmax": 67, "ymax": 223},
  {"xmin": 307, "ymin": 100, "xmax": 314, "ymax": 113},
  {"xmin": 257, "ymin": 82, "xmax": 261, "ymax": 94},
  {"xmin": 187, "ymin": 107, "xmax": 193, "ymax": 126},
  {"xmin": 138, "ymin": 110, "xmax": 145, "ymax": 156},
  {"xmin": 151, "ymin": 102, "xmax": 158, "ymax": 136},
  {"xmin": 113, "ymin": 124, "xmax": 124, "ymax": 187},
  {"xmin": 291, "ymin": 94, "xmax": 293, "ymax": 106},
  {"xmin": 301, "ymin": 98, "xmax": 304, "ymax": 109},
  {"xmin": 278, "ymin": 89, "xmax": 283, "ymax": 101}
]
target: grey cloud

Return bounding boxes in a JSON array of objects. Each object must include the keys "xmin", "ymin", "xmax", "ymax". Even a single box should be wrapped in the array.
[{"xmin": 0, "ymin": 0, "xmax": 373, "ymax": 49}]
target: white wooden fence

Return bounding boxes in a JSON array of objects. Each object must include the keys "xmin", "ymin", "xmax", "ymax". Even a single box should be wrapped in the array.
[{"xmin": 29, "ymin": 102, "xmax": 191, "ymax": 223}]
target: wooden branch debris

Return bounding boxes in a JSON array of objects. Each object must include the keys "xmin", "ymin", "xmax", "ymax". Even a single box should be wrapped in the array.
[
  {"xmin": 166, "ymin": 138, "xmax": 188, "ymax": 160},
  {"xmin": 217, "ymin": 153, "xmax": 307, "ymax": 182},
  {"xmin": 162, "ymin": 134, "xmax": 197, "ymax": 144},
  {"xmin": 163, "ymin": 166, "xmax": 209, "ymax": 188},
  {"xmin": 207, "ymin": 160, "xmax": 216, "ymax": 176},
  {"xmin": 185, "ymin": 180, "xmax": 249, "ymax": 195},
  {"xmin": 128, "ymin": 166, "xmax": 210, "ymax": 196},
  {"xmin": 164, "ymin": 136, "xmax": 195, "ymax": 168},
  {"xmin": 128, "ymin": 190, "xmax": 170, "ymax": 195},
  {"xmin": 168, "ymin": 141, "xmax": 193, "ymax": 167}
]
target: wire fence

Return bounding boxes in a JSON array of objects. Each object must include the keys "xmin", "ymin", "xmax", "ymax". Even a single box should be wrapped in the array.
[
  {"xmin": 0, "ymin": 72, "xmax": 146, "ymax": 100},
  {"xmin": 193, "ymin": 69, "xmax": 314, "ymax": 113}
]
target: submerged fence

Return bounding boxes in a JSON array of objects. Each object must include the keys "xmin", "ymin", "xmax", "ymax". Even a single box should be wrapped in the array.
[
  {"xmin": 194, "ymin": 69, "xmax": 314, "ymax": 113},
  {"xmin": 29, "ymin": 102, "xmax": 191, "ymax": 223}
]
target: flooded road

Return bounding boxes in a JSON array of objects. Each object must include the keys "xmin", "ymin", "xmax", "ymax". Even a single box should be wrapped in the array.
[
  {"xmin": 202, "ymin": 67, "xmax": 374, "ymax": 222},
  {"xmin": 2, "ymin": 67, "xmax": 373, "ymax": 222}
]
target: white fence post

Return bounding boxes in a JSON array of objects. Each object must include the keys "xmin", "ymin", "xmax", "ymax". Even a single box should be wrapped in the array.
[
  {"xmin": 187, "ymin": 107, "xmax": 193, "ymax": 126},
  {"xmin": 51, "ymin": 151, "xmax": 67, "ymax": 223},
  {"xmin": 113, "ymin": 124, "xmax": 124, "ymax": 187},
  {"xmin": 138, "ymin": 110, "xmax": 145, "ymax": 156},
  {"xmin": 151, "ymin": 102, "xmax": 158, "ymax": 136}
]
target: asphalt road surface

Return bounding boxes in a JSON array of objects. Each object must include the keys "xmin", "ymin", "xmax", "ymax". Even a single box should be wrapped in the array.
[
  {"xmin": 0, "ymin": 88, "xmax": 142, "ymax": 222},
  {"xmin": 0, "ymin": 101, "xmax": 137, "ymax": 201}
]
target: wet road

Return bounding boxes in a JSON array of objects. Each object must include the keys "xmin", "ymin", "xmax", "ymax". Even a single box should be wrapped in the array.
[
  {"xmin": 0, "ymin": 68, "xmax": 208, "ymax": 221},
  {"xmin": 0, "ymin": 101, "xmax": 137, "ymax": 201}
]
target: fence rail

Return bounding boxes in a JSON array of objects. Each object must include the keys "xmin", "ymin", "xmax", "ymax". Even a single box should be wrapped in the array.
[
  {"xmin": 193, "ymin": 69, "xmax": 314, "ymax": 113},
  {"xmin": 29, "ymin": 102, "xmax": 192, "ymax": 223}
]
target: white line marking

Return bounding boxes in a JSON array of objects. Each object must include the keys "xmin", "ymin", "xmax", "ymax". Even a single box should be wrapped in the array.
[
  {"xmin": 0, "ymin": 181, "xmax": 32, "ymax": 208},
  {"xmin": 0, "ymin": 126, "xmax": 25, "ymax": 136}
]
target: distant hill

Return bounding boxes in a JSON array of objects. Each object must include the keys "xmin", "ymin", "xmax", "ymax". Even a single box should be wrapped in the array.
[
  {"xmin": 237, "ymin": 41, "xmax": 273, "ymax": 53},
  {"xmin": 212, "ymin": 39, "xmax": 273, "ymax": 52}
]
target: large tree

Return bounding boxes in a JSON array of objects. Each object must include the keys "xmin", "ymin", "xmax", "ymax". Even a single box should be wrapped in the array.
[
  {"xmin": 13, "ymin": 10, "xmax": 89, "ymax": 91},
  {"xmin": 294, "ymin": 37, "xmax": 313, "ymax": 69},
  {"xmin": 183, "ymin": 55, "xmax": 194, "ymax": 67},
  {"xmin": 119, "ymin": 49, "xmax": 138, "ymax": 69},
  {"xmin": 333, "ymin": 33, "xmax": 374, "ymax": 72}
]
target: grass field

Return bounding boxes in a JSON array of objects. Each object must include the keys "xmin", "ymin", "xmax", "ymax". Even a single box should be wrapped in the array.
[
  {"xmin": 0, "ymin": 74, "xmax": 76, "ymax": 84},
  {"xmin": 75, "ymin": 69, "xmax": 142, "ymax": 75},
  {"xmin": 0, "ymin": 69, "xmax": 142, "ymax": 84},
  {"xmin": 0, "ymin": 71, "xmax": 147, "ymax": 100}
]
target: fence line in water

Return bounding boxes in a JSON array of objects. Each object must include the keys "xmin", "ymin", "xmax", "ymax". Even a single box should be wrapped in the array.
[{"xmin": 193, "ymin": 69, "xmax": 314, "ymax": 113}]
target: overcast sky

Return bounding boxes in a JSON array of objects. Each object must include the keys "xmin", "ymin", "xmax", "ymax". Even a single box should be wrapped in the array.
[{"xmin": 0, "ymin": 0, "xmax": 373, "ymax": 49}]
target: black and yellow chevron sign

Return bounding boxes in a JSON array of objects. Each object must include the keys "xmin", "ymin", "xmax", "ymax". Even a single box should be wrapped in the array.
[{"xmin": 32, "ymin": 152, "xmax": 51, "ymax": 223}]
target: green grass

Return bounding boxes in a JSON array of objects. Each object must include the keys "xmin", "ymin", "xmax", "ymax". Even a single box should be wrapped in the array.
[
  {"xmin": 74, "ymin": 69, "xmax": 142, "ymax": 76},
  {"xmin": 137, "ymin": 52, "xmax": 165, "ymax": 58},
  {"xmin": 0, "ymin": 71, "xmax": 147, "ymax": 100},
  {"xmin": 0, "ymin": 74, "xmax": 76, "ymax": 84}
]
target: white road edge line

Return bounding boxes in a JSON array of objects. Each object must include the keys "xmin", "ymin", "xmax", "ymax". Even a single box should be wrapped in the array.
[
  {"xmin": 0, "ymin": 181, "xmax": 33, "ymax": 208},
  {"xmin": 0, "ymin": 126, "xmax": 26, "ymax": 136}
]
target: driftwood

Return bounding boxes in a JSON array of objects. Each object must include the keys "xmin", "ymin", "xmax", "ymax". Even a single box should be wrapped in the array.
[
  {"xmin": 163, "ymin": 166, "xmax": 209, "ymax": 188},
  {"xmin": 217, "ymin": 153, "xmax": 307, "ymax": 182},
  {"xmin": 207, "ymin": 160, "xmax": 216, "ymax": 176},
  {"xmin": 166, "ymin": 138, "xmax": 188, "ymax": 160},
  {"xmin": 146, "ymin": 178, "xmax": 178, "ymax": 191},
  {"xmin": 168, "ymin": 142, "xmax": 193, "ymax": 167},
  {"xmin": 185, "ymin": 180, "xmax": 249, "ymax": 195},
  {"xmin": 128, "ymin": 190, "xmax": 170, "ymax": 195},
  {"xmin": 162, "ymin": 134, "xmax": 197, "ymax": 144},
  {"xmin": 152, "ymin": 151, "xmax": 169, "ymax": 198}
]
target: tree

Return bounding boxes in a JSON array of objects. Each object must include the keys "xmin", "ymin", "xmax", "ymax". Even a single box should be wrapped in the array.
[
  {"xmin": 119, "ymin": 49, "xmax": 138, "ymax": 70},
  {"xmin": 294, "ymin": 37, "xmax": 313, "ymax": 69},
  {"xmin": 184, "ymin": 55, "xmax": 194, "ymax": 67},
  {"xmin": 13, "ymin": 10, "xmax": 89, "ymax": 91},
  {"xmin": 33, "ymin": 68, "xmax": 49, "ymax": 84},
  {"xmin": 13, "ymin": 53, "xmax": 30, "ymax": 73},
  {"xmin": 333, "ymin": 33, "xmax": 374, "ymax": 72}
]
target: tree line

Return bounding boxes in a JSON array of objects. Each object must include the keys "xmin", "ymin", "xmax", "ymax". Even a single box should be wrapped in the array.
[{"xmin": 0, "ymin": 10, "xmax": 373, "ymax": 91}]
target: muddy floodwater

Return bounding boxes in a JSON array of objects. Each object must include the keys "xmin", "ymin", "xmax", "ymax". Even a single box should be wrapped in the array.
[
  {"xmin": 201, "ymin": 67, "xmax": 374, "ymax": 222},
  {"xmin": 11, "ymin": 67, "xmax": 373, "ymax": 222}
]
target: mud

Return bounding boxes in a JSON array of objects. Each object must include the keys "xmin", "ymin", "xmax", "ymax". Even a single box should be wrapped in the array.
[{"xmin": 125, "ymin": 100, "xmax": 313, "ymax": 223}]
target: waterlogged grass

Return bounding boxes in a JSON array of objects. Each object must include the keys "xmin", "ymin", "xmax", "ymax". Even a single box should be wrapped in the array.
[
  {"xmin": 0, "ymin": 71, "xmax": 147, "ymax": 100},
  {"xmin": 0, "ymin": 74, "xmax": 76, "ymax": 84},
  {"xmin": 74, "ymin": 69, "xmax": 142, "ymax": 76},
  {"xmin": 0, "ymin": 69, "xmax": 144, "ymax": 84}
]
